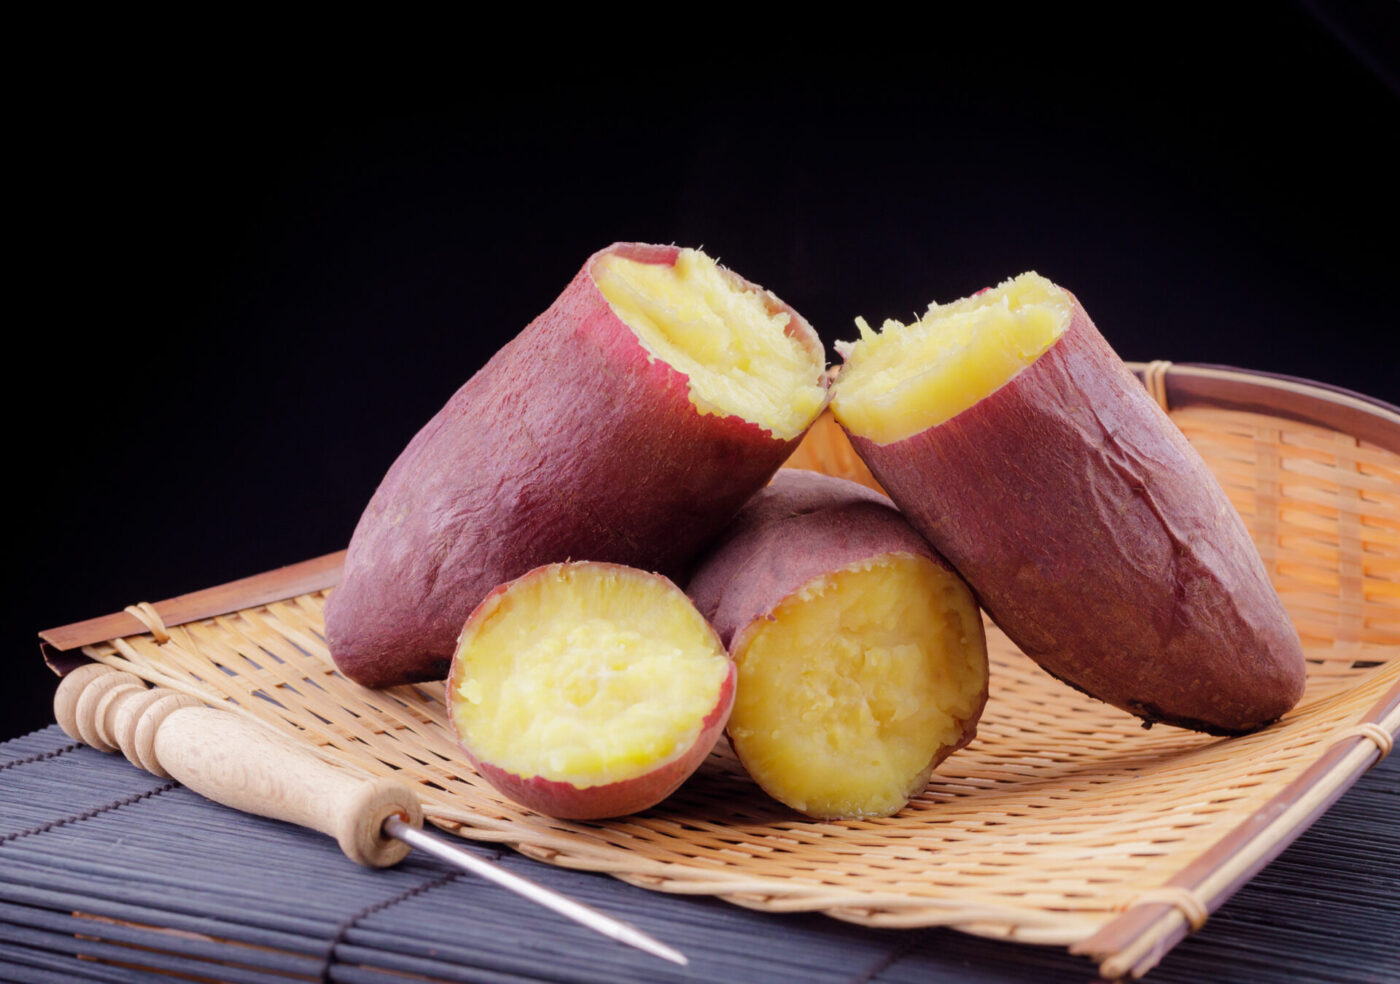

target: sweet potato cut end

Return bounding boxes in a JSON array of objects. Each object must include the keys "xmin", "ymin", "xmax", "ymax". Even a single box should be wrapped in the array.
[
  {"xmin": 593, "ymin": 247, "xmax": 827, "ymax": 439},
  {"xmin": 448, "ymin": 562, "xmax": 732, "ymax": 816},
  {"xmin": 833, "ymin": 271, "xmax": 1071, "ymax": 443},
  {"xmin": 729, "ymin": 553, "xmax": 988, "ymax": 820}
]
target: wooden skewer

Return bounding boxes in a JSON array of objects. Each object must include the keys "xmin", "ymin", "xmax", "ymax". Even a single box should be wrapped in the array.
[{"xmin": 53, "ymin": 664, "xmax": 687, "ymax": 965}]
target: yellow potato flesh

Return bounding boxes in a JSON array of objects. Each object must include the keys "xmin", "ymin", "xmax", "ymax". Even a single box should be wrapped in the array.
[
  {"xmin": 833, "ymin": 271, "xmax": 1072, "ymax": 444},
  {"xmin": 728, "ymin": 554, "xmax": 986, "ymax": 818},
  {"xmin": 594, "ymin": 249, "xmax": 827, "ymax": 440},
  {"xmin": 452, "ymin": 566, "xmax": 730, "ymax": 787}
]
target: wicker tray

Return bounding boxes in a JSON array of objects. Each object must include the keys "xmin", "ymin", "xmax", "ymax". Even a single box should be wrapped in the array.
[{"xmin": 40, "ymin": 361, "xmax": 1400, "ymax": 981}]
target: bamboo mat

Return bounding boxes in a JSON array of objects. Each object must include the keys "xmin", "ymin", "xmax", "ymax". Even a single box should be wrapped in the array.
[{"xmin": 1, "ymin": 724, "xmax": 1395, "ymax": 983}]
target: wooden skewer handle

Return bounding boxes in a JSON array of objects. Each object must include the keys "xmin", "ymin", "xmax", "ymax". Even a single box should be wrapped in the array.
[{"xmin": 55, "ymin": 664, "xmax": 423, "ymax": 868}]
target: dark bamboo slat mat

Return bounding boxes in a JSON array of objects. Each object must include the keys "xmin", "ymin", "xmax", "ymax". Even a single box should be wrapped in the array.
[{"xmin": 1, "ymin": 725, "xmax": 1395, "ymax": 983}]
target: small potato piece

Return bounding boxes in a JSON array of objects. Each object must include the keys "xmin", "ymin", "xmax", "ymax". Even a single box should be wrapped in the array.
[
  {"xmin": 326, "ymin": 243, "xmax": 827, "ymax": 687},
  {"xmin": 688, "ymin": 470, "xmax": 988, "ymax": 819},
  {"xmin": 447, "ymin": 562, "xmax": 735, "ymax": 819},
  {"xmin": 832, "ymin": 272, "xmax": 1306, "ymax": 735}
]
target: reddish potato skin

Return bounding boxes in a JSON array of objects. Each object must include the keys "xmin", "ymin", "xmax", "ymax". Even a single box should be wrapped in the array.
[
  {"xmin": 325, "ymin": 243, "xmax": 825, "ymax": 687},
  {"xmin": 446, "ymin": 563, "xmax": 736, "ymax": 819},
  {"xmin": 687, "ymin": 470, "xmax": 988, "ymax": 770},
  {"xmin": 690, "ymin": 469, "xmax": 963, "ymax": 647},
  {"xmin": 841, "ymin": 300, "xmax": 1306, "ymax": 735}
]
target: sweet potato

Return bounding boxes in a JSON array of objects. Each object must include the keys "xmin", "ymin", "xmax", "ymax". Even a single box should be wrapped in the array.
[
  {"xmin": 326, "ymin": 243, "xmax": 827, "ymax": 687},
  {"xmin": 831, "ymin": 272, "xmax": 1305, "ymax": 735},
  {"xmin": 688, "ymin": 469, "xmax": 988, "ymax": 819},
  {"xmin": 446, "ymin": 562, "xmax": 734, "ymax": 819}
]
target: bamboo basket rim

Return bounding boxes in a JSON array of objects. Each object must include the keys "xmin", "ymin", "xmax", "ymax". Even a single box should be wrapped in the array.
[{"xmin": 38, "ymin": 360, "xmax": 1400, "ymax": 981}]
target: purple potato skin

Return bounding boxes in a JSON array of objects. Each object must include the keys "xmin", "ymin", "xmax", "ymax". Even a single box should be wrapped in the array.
[
  {"xmin": 688, "ymin": 469, "xmax": 965, "ymax": 647},
  {"xmin": 841, "ymin": 296, "xmax": 1306, "ymax": 735},
  {"xmin": 325, "ymin": 243, "xmax": 825, "ymax": 688}
]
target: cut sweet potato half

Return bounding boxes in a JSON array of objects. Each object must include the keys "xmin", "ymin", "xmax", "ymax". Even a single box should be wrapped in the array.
[
  {"xmin": 448, "ymin": 562, "xmax": 734, "ymax": 819},
  {"xmin": 689, "ymin": 470, "xmax": 988, "ymax": 818}
]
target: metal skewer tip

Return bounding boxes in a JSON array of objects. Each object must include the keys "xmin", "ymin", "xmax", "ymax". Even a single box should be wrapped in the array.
[{"xmin": 383, "ymin": 816, "xmax": 688, "ymax": 966}]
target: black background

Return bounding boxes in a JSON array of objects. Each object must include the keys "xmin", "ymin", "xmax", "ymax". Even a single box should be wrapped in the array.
[{"xmin": 10, "ymin": 5, "xmax": 1398, "ymax": 741}]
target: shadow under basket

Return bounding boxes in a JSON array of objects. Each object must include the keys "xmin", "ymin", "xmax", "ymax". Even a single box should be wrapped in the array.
[{"xmin": 41, "ymin": 361, "xmax": 1400, "ymax": 981}]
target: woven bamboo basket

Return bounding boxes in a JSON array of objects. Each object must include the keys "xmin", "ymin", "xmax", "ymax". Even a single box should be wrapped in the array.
[{"xmin": 41, "ymin": 361, "xmax": 1400, "ymax": 981}]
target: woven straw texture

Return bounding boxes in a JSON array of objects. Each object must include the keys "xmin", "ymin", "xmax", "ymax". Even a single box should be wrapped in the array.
[{"xmin": 71, "ymin": 377, "xmax": 1400, "ymax": 964}]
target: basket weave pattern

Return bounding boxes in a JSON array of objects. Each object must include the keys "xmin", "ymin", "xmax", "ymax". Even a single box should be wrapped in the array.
[{"xmin": 76, "ymin": 396, "xmax": 1399, "ymax": 964}]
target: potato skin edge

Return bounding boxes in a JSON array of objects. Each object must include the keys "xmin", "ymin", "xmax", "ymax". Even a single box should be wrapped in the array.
[
  {"xmin": 326, "ymin": 242, "xmax": 825, "ymax": 687},
  {"xmin": 689, "ymin": 470, "xmax": 959, "ymax": 646},
  {"xmin": 841, "ymin": 298, "xmax": 1306, "ymax": 734}
]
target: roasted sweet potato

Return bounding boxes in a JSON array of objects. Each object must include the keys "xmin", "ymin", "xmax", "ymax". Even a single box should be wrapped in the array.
[
  {"xmin": 447, "ymin": 562, "xmax": 734, "ymax": 819},
  {"xmin": 831, "ymin": 272, "xmax": 1306, "ymax": 734},
  {"xmin": 326, "ymin": 243, "xmax": 827, "ymax": 687},
  {"xmin": 688, "ymin": 469, "xmax": 988, "ymax": 818}
]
